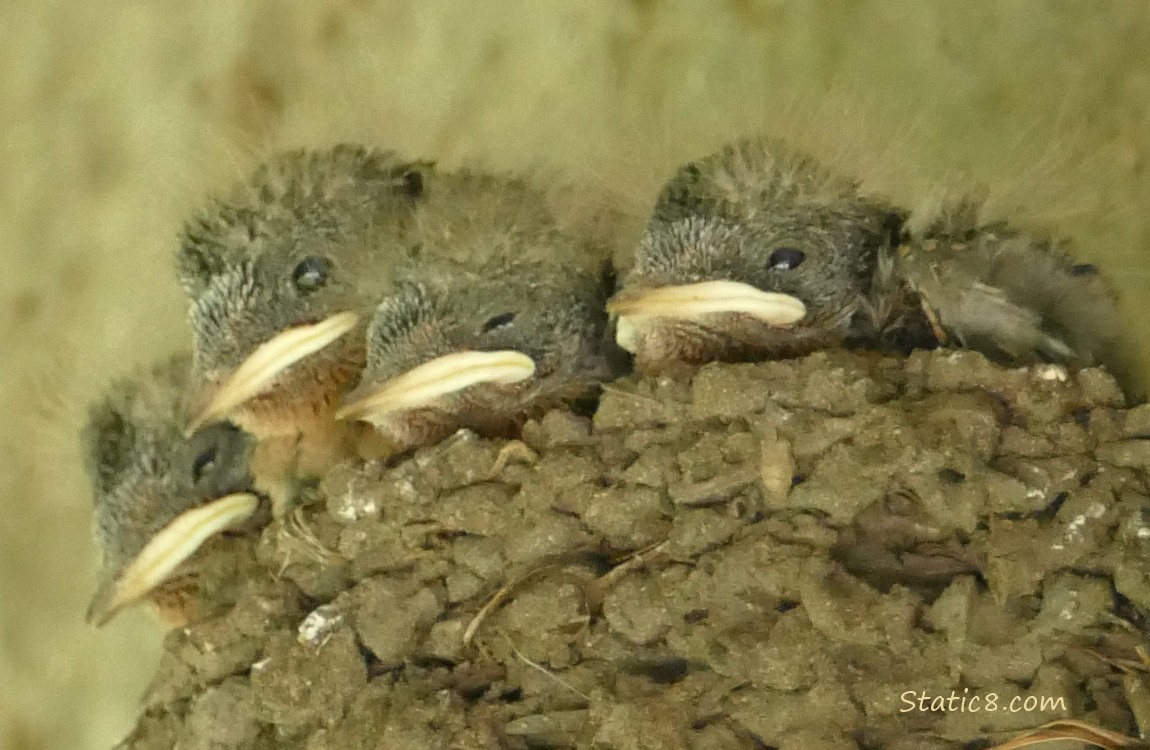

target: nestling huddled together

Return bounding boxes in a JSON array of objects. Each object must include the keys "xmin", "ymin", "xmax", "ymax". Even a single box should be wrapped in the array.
[{"xmin": 83, "ymin": 136, "xmax": 1127, "ymax": 626}]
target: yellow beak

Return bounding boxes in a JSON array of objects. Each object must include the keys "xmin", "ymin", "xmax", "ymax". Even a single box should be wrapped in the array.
[
  {"xmin": 86, "ymin": 492, "xmax": 260, "ymax": 627},
  {"xmin": 336, "ymin": 350, "xmax": 536, "ymax": 422},
  {"xmin": 606, "ymin": 280, "xmax": 807, "ymax": 353},
  {"xmin": 185, "ymin": 311, "xmax": 359, "ymax": 435}
]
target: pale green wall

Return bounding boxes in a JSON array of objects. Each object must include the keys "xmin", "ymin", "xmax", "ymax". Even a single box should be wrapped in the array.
[{"xmin": 1, "ymin": 3, "xmax": 1146, "ymax": 748}]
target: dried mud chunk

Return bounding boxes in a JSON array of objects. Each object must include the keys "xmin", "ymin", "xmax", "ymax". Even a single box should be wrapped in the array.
[
  {"xmin": 1115, "ymin": 557, "xmax": 1150, "ymax": 610},
  {"xmin": 999, "ymin": 421, "xmax": 1089, "ymax": 457},
  {"xmin": 522, "ymin": 409, "xmax": 594, "ymax": 450},
  {"xmin": 676, "ymin": 431, "xmax": 731, "ymax": 482},
  {"xmin": 694, "ymin": 610, "xmax": 833, "ymax": 690},
  {"xmin": 581, "ymin": 485, "xmax": 669, "ymax": 550},
  {"xmin": 687, "ymin": 722, "xmax": 754, "ymax": 750},
  {"xmin": 664, "ymin": 507, "xmax": 745, "ymax": 558},
  {"xmin": 494, "ymin": 579, "xmax": 587, "ymax": 663},
  {"xmin": 776, "ymin": 730, "xmax": 858, "ymax": 750},
  {"xmin": 688, "ymin": 363, "xmax": 771, "ymax": 420},
  {"xmin": 786, "ymin": 355, "xmax": 889, "ymax": 414},
  {"xmin": 1078, "ymin": 367, "xmax": 1126, "ymax": 407},
  {"xmin": 504, "ymin": 709, "xmax": 590, "ymax": 748},
  {"xmin": 1096, "ymin": 439, "xmax": 1150, "ymax": 471},
  {"xmin": 343, "ymin": 576, "xmax": 443, "ymax": 665},
  {"xmin": 786, "ymin": 441, "xmax": 892, "ymax": 523},
  {"xmin": 436, "ymin": 483, "xmax": 518, "ymax": 536},
  {"xmin": 249, "ymin": 629, "xmax": 366, "ymax": 731},
  {"xmin": 620, "ymin": 443, "xmax": 678, "ymax": 488},
  {"xmin": 992, "ymin": 454, "xmax": 1093, "ymax": 504},
  {"xmin": 908, "ymin": 348, "xmax": 1025, "ymax": 395},
  {"xmin": 431, "ymin": 431, "xmax": 503, "ymax": 490},
  {"xmin": 913, "ymin": 392, "xmax": 1003, "ymax": 462},
  {"xmin": 923, "ymin": 575, "xmax": 975, "ymax": 642},
  {"xmin": 668, "ymin": 466, "xmax": 759, "ymax": 508},
  {"xmin": 962, "ymin": 640, "xmax": 1043, "ymax": 686},
  {"xmin": 180, "ymin": 677, "xmax": 263, "ymax": 750},
  {"xmin": 723, "ymin": 680, "xmax": 862, "ymax": 747},
  {"xmin": 591, "ymin": 698, "xmax": 694, "ymax": 749},
  {"xmin": 503, "ymin": 511, "xmax": 592, "ymax": 567},
  {"xmin": 422, "ymin": 617, "xmax": 468, "ymax": 662},
  {"xmin": 258, "ymin": 520, "xmax": 349, "ymax": 600},
  {"xmin": 301, "ymin": 680, "xmax": 485, "ymax": 750},
  {"xmin": 451, "ymin": 535, "xmax": 506, "ymax": 583},
  {"xmin": 845, "ymin": 639, "xmax": 955, "ymax": 718},
  {"xmin": 1123, "ymin": 404, "xmax": 1150, "ymax": 438},
  {"xmin": 147, "ymin": 593, "xmax": 280, "ymax": 706},
  {"xmin": 518, "ymin": 451, "xmax": 604, "ymax": 503},
  {"xmin": 984, "ymin": 518, "xmax": 1059, "ymax": 599},
  {"xmin": 322, "ymin": 460, "xmax": 387, "ymax": 523},
  {"xmin": 1031, "ymin": 573, "xmax": 1113, "ymax": 635},
  {"xmin": 798, "ymin": 567, "xmax": 917, "ymax": 647},
  {"xmin": 775, "ymin": 412, "xmax": 854, "ymax": 463},
  {"xmin": 677, "ymin": 542, "xmax": 825, "ymax": 632},
  {"xmin": 336, "ymin": 521, "xmax": 415, "ymax": 579},
  {"xmin": 602, "ymin": 572, "xmax": 675, "ymax": 646},
  {"xmin": 115, "ymin": 710, "xmax": 185, "ymax": 750},
  {"xmin": 595, "ymin": 378, "xmax": 688, "ymax": 429}
]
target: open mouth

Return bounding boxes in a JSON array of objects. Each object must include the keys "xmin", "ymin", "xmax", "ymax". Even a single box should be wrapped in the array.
[
  {"xmin": 336, "ymin": 350, "xmax": 537, "ymax": 423},
  {"xmin": 86, "ymin": 492, "xmax": 260, "ymax": 626},
  {"xmin": 606, "ymin": 280, "xmax": 807, "ymax": 354},
  {"xmin": 185, "ymin": 311, "xmax": 359, "ymax": 435}
]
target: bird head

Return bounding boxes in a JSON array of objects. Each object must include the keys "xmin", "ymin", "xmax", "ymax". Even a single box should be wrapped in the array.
[
  {"xmin": 83, "ymin": 356, "xmax": 264, "ymax": 627},
  {"xmin": 337, "ymin": 257, "xmax": 613, "ymax": 451},
  {"xmin": 178, "ymin": 145, "xmax": 430, "ymax": 436},
  {"xmin": 608, "ymin": 137, "xmax": 901, "ymax": 371}
]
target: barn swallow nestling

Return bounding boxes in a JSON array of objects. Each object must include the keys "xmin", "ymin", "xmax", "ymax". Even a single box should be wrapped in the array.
[
  {"xmin": 332, "ymin": 165, "xmax": 620, "ymax": 453},
  {"xmin": 176, "ymin": 145, "xmax": 430, "ymax": 498},
  {"xmin": 892, "ymin": 212, "xmax": 1129, "ymax": 377},
  {"xmin": 606, "ymin": 135, "xmax": 904, "ymax": 372},
  {"xmin": 336, "ymin": 257, "xmax": 618, "ymax": 454},
  {"xmin": 84, "ymin": 356, "xmax": 264, "ymax": 627}
]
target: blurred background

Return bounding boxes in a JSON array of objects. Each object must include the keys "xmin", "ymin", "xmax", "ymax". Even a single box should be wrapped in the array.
[{"xmin": 1, "ymin": 2, "xmax": 1147, "ymax": 748}]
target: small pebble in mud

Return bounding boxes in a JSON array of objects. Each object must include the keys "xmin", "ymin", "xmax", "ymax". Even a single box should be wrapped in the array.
[{"xmin": 120, "ymin": 349, "xmax": 1150, "ymax": 749}]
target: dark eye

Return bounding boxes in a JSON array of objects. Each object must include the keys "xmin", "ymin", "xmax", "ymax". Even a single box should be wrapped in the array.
[
  {"xmin": 191, "ymin": 445, "xmax": 217, "ymax": 483},
  {"xmin": 292, "ymin": 256, "xmax": 329, "ymax": 293},
  {"xmin": 481, "ymin": 312, "xmax": 517, "ymax": 333},
  {"xmin": 768, "ymin": 247, "xmax": 805, "ymax": 270},
  {"xmin": 401, "ymin": 169, "xmax": 425, "ymax": 197},
  {"xmin": 1069, "ymin": 263, "xmax": 1099, "ymax": 277}
]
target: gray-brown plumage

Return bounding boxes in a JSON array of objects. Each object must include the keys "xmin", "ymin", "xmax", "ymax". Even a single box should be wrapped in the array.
[
  {"xmin": 608, "ymin": 135, "xmax": 904, "ymax": 372},
  {"xmin": 891, "ymin": 206, "xmax": 1129, "ymax": 384},
  {"xmin": 336, "ymin": 169, "xmax": 620, "ymax": 452},
  {"xmin": 338, "ymin": 257, "xmax": 617, "ymax": 452},
  {"xmin": 176, "ymin": 145, "xmax": 430, "ymax": 472},
  {"xmin": 84, "ymin": 355, "xmax": 263, "ymax": 627}
]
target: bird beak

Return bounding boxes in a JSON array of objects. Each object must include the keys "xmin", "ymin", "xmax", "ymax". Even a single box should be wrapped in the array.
[
  {"xmin": 86, "ymin": 492, "xmax": 260, "ymax": 627},
  {"xmin": 605, "ymin": 280, "xmax": 807, "ymax": 354},
  {"xmin": 185, "ymin": 312, "xmax": 359, "ymax": 435},
  {"xmin": 336, "ymin": 350, "xmax": 537, "ymax": 422}
]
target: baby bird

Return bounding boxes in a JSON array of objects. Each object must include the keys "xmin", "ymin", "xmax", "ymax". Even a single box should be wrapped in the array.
[
  {"xmin": 84, "ymin": 355, "xmax": 263, "ymax": 627},
  {"xmin": 336, "ymin": 258, "xmax": 616, "ymax": 452},
  {"xmin": 177, "ymin": 145, "xmax": 429, "ymax": 487},
  {"xmin": 335, "ymin": 167, "xmax": 619, "ymax": 452},
  {"xmin": 608, "ymin": 135, "xmax": 904, "ymax": 372},
  {"xmin": 891, "ymin": 205, "xmax": 1130, "ymax": 380}
]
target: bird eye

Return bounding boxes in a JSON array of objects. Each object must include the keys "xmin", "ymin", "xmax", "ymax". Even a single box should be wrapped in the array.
[
  {"xmin": 191, "ymin": 445, "xmax": 217, "ymax": 483},
  {"xmin": 481, "ymin": 312, "xmax": 517, "ymax": 333},
  {"xmin": 291, "ymin": 256, "xmax": 330, "ymax": 294},
  {"xmin": 768, "ymin": 247, "xmax": 805, "ymax": 270}
]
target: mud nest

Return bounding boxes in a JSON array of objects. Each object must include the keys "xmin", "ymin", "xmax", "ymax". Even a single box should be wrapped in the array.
[{"xmin": 117, "ymin": 348, "xmax": 1150, "ymax": 750}]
